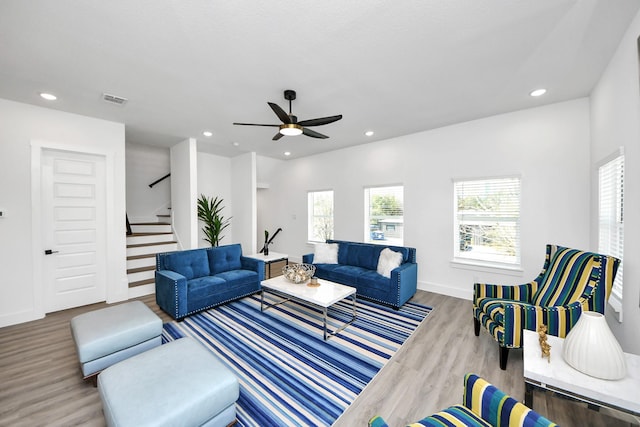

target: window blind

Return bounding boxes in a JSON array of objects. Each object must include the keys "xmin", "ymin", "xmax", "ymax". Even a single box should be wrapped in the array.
[
  {"xmin": 598, "ymin": 153, "xmax": 624, "ymax": 315},
  {"xmin": 454, "ymin": 176, "xmax": 521, "ymax": 265}
]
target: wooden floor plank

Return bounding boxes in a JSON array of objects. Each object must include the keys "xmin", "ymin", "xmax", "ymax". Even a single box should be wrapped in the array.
[{"xmin": 0, "ymin": 291, "xmax": 635, "ymax": 426}]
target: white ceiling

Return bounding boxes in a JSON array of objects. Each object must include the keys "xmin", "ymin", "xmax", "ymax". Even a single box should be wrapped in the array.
[{"xmin": 1, "ymin": 1, "xmax": 639, "ymax": 159}]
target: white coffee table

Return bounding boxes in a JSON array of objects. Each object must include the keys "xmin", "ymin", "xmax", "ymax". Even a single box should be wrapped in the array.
[
  {"xmin": 523, "ymin": 329, "xmax": 640, "ymax": 416},
  {"xmin": 260, "ymin": 275, "xmax": 357, "ymax": 340}
]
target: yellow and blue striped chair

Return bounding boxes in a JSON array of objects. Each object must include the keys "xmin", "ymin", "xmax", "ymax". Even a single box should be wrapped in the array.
[
  {"xmin": 473, "ymin": 244, "xmax": 620, "ymax": 369},
  {"xmin": 369, "ymin": 373, "xmax": 557, "ymax": 427}
]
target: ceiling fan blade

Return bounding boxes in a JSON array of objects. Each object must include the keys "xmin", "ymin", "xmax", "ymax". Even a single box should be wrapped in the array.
[
  {"xmin": 233, "ymin": 122, "xmax": 280, "ymax": 127},
  {"xmin": 302, "ymin": 128, "xmax": 329, "ymax": 139},
  {"xmin": 272, "ymin": 132, "xmax": 284, "ymax": 141},
  {"xmin": 297, "ymin": 114, "xmax": 343, "ymax": 127},
  {"xmin": 268, "ymin": 102, "xmax": 292, "ymax": 124}
]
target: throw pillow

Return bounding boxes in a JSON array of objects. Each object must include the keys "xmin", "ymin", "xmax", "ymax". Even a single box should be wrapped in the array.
[
  {"xmin": 314, "ymin": 243, "xmax": 339, "ymax": 264},
  {"xmin": 377, "ymin": 248, "xmax": 403, "ymax": 278}
]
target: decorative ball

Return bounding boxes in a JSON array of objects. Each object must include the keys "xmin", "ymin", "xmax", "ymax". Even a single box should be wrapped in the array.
[{"xmin": 282, "ymin": 263, "xmax": 316, "ymax": 284}]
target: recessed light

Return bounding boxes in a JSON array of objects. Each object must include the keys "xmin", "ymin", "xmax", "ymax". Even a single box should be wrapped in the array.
[
  {"xmin": 284, "ymin": 152, "xmax": 291, "ymax": 156},
  {"xmin": 40, "ymin": 92, "xmax": 57, "ymax": 101},
  {"xmin": 365, "ymin": 130, "xmax": 374, "ymax": 137},
  {"xmin": 530, "ymin": 89, "xmax": 547, "ymax": 97},
  {"xmin": 203, "ymin": 131, "xmax": 213, "ymax": 137},
  {"xmin": 232, "ymin": 142, "xmax": 240, "ymax": 147}
]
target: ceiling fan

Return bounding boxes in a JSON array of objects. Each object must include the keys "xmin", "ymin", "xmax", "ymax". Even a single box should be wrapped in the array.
[{"xmin": 233, "ymin": 90, "xmax": 342, "ymax": 141}]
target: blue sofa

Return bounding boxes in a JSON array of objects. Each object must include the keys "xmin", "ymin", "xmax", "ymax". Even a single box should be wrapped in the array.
[
  {"xmin": 155, "ymin": 244, "xmax": 264, "ymax": 320},
  {"xmin": 302, "ymin": 239, "xmax": 417, "ymax": 309}
]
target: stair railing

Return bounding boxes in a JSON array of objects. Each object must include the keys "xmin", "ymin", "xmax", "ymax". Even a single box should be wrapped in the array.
[{"xmin": 149, "ymin": 173, "xmax": 170, "ymax": 188}]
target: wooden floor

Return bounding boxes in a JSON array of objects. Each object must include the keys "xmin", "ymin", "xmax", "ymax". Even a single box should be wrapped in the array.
[{"xmin": 0, "ymin": 291, "xmax": 636, "ymax": 427}]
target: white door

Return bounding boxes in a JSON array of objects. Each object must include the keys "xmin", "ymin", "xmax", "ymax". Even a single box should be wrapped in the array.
[{"xmin": 41, "ymin": 149, "xmax": 107, "ymax": 312}]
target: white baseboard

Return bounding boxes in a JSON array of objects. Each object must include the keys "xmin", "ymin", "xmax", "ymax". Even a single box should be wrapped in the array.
[
  {"xmin": 418, "ymin": 280, "xmax": 473, "ymax": 301},
  {"xmin": 0, "ymin": 309, "xmax": 44, "ymax": 328}
]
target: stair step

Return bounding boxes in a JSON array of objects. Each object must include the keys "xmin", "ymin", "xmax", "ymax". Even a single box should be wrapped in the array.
[
  {"xmin": 127, "ymin": 241, "xmax": 177, "ymax": 257},
  {"xmin": 129, "ymin": 278, "xmax": 155, "ymax": 288},
  {"xmin": 130, "ymin": 223, "xmax": 172, "ymax": 233},
  {"xmin": 127, "ymin": 265, "xmax": 155, "ymax": 274},
  {"xmin": 127, "ymin": 254, "xmax": 156, "ymax": 270},
  {"xmin": 126, "ymin": 232, "xmax": 175, "ymax": 245},
  {"xmin": 127, "ymin": 241, "xmax": 177, "ymax": 248}
]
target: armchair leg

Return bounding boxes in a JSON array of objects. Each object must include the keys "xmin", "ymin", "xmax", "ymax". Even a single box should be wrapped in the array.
[
  {"xmin": 499, "ymin": 346, "xmax": 509, "ymax": 370},
  {"xmin": 473, "ymin": 317, "xmax": 480, "ymax": 336}
]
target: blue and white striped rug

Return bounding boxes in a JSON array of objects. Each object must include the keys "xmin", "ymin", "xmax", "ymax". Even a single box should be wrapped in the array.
[{"xmin": 162, "ymin": 294, "xmax": 431, "ymax": 427}]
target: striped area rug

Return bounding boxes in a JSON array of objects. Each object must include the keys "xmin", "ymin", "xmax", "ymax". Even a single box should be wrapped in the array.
[{"xmin": 162, "ymin": 294, "xmax": 431, "ymax": 427}]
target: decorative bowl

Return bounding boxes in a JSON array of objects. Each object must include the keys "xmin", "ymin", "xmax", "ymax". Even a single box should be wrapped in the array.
[{"xmin": 282, "ymin": 263, "xmax": 316, "ymax": 284}]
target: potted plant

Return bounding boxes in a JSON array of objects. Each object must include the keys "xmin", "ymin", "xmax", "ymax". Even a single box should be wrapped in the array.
[{"xmin": 197, "ymin": 194, "xmax": 231, "ymax": 246}]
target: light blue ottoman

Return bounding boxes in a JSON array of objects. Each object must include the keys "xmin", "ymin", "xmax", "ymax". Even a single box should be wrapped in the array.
[
  {"xmin": 70, "ymin": 301, "xmax": 162, "ymax": 381},
  {"xmin": 98, "ymin": 337, "xmax": 239, "ymax": 427}
]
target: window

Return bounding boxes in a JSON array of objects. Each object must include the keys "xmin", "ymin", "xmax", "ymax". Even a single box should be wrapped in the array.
[
  {"xmin": 598, "ymin": 150, "xmax": 624, "ymax": 318},
  {"xmin": 308, "ymin": 190, "xmax": 334, "ymax": 242},
  {"xmin": 454, "ymin": 176, "xmax": 521, "ymax": 266},
  {"xmin": 365, "ymin": 185, "xmax": 403, "ymax": 245}
]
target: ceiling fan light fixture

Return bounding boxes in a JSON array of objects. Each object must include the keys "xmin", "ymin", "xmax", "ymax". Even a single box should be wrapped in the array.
[{"xmin": 279, "ymin": 124, "xmax": 303, "ymax": 136}]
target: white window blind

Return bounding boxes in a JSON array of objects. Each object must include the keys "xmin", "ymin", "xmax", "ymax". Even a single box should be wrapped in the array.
[
  {"xmin": 454, "ymin": 176, "xmax": 521, "ymax": 266},
  {"xmin": 598, "ymin": 152, "xmax": 624, "ymax": 317},
  {"xmin": 364, "ymin": 185, "xmax": 404, "ymax": 245},
  {"xmin": 308, "ymin": 190, "xmax": 334, "ymax": 242}
]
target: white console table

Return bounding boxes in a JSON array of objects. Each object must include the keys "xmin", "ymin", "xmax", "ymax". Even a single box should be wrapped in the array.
[{"xmin": 523, "ymin": 329, "xmax": 640, "ymax": 416}]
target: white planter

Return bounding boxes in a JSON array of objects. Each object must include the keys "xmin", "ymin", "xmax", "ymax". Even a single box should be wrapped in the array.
[{"xmin": 563, "ymin": 311, "xmax": 627, "ymax": 380}]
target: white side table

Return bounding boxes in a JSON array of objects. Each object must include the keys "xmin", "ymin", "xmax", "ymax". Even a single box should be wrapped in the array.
[
  {"xmin": 523, "ymin": 329, "xmax": 640, "ymax": 416},
  {"xmin": 246, "ymin": 252, "xmax": 288, "ymax": 279}
]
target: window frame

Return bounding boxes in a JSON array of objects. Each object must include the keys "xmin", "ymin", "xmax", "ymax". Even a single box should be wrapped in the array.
[
  {"xmin": 307, "ymin": 189, "xmax": 334, "ymax": 243},
  {"xmin": 364, "ymin": 184, "xmax": 404, "ymax": 245},
  {"xmin": 452, "ymin": 175, "xmax": 522, "ymax": 270}
]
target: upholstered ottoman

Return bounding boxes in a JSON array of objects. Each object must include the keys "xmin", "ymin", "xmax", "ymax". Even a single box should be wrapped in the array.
[
  {"xmin": 70, "ymin": 301, "xmax": 162, "ymax": 381},
  {"xmin": 98, "ymin": 337, "xmax": 239, "ymax": 427}
]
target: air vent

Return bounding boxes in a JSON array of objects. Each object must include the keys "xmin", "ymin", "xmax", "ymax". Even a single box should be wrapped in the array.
[{"xmin": 102, "ymin": 93, "xmax": 128, "ymax": 105}]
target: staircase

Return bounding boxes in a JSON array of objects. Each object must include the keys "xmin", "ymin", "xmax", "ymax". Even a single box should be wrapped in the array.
[{"xmin": 126, "ymin": 214, "xmax": 177, "ymax": 296}]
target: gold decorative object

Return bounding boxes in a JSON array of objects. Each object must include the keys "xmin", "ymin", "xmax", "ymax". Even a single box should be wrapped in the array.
[
  {"xmin": 282, "ymin": 263, "xmax": 316, "ymax": 284},
  {"xmin": 308, "ymin": 276, "xmax": 320, "ymax": 287},
  {"xmin": 538, "ymin": 324, "xmax": 551, "ymax": 363}
]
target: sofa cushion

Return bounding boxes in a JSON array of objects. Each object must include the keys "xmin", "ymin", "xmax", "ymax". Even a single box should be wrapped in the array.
[
  {"xmin": 344, "ymin": 244, "xmax": 385, "ymax": 271},
  {"xmin": 215, "ymin": 269, "xmax": 259, "ymax": 287},
  {"xmin": 315, "ymin": 264, "xmax": 368, "ymax": 285},
  {"xmin": 314, "ymin": 243, "xmax": 339, "ymax": 264},
  {"xmin": 356, "ymin": 269, "xmax": 391, "ymax": 291},
  {"xmin": 208, "ymin": 244, "xmax": 243, "ymax": 275},
  {"xmin": 377, "ymin": 248, "xmax": 403, "ymax": 278},
  {"xmin": 187, "ymin": 276, "xmax": 226, "ymax": 300},
  {"xmin": 163, "ymin": 249, "xmax": 210, "ymax": 280}
]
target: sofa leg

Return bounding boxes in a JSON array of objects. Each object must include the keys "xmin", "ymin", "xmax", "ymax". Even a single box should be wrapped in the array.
[
  {"xmin": 473, "ymin": 317, "xmax": 480, "ymax": 336},
  {"xmin": 499, "ymin": 346, "xmax": 509, "ymax": 370}
]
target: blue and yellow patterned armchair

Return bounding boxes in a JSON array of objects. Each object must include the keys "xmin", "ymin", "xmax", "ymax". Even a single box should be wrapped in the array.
[
  {"xmin": 473, "ymin": 244, "xmax": 620, "ymax": 370},
  {"xmin": 369, "ymin": 373, "xmax": 557, "ymax": 427}
]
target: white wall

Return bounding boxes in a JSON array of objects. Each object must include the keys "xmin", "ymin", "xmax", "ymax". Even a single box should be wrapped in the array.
[
  {"xmin": 125, "ymin": 142, "xmax": 170, "ymax": 223},
  {"xmin": 170, "ymin": 138, "xmax": 198, "ymax": 250},
  {"xmin": 257, "ymin": 156, "xmax": 286, "ymax": 253},
  {"xmin": 257, "ymin": 99, "xmax": 591, "ymax": 300},
  {"xmin": 0, "ymin": 98, "xmax": 126, "ymax": 327},
  {"xmin": 197, "ymin": 150, "xmax": 233, "ymax": 248},
  {"xmin": 231, "ymin": 152, "xmax": 257, "ymax": 254},
  {"xmin": 590, "ymin": 11, "xmax": 640, "ymax": 354}
]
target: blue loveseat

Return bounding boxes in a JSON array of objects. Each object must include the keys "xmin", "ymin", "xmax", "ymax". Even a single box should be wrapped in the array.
[
  {"xmin": 302, "ymin": 239, "xmax": 417, "ymax": 309},
  {"xmin": 155, "ymin": 244, "xmax": 264, "ymax": 320}
]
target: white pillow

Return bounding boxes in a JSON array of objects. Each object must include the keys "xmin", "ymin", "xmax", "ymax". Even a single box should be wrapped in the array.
[
  {"xmin": 314, "ymin": 243, "xmax": 339, "ymax": 264},
  {"xmin": 377, "ymin": 248, "xmax": 403, "ymax": 278}
]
